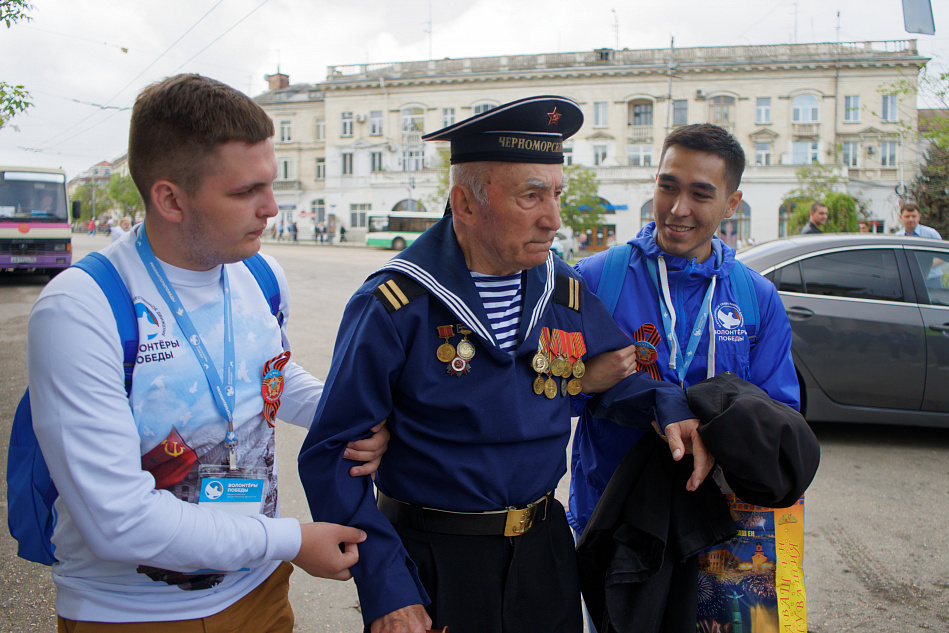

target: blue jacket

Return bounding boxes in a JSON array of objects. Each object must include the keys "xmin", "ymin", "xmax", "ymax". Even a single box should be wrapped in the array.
[
  {"xmin": 567, "ymin": 223, "xmax": 800, "ymax": 534},
  {"xmin": 297, "ymin": 216, "xmax": 694, "ymax": 625}
]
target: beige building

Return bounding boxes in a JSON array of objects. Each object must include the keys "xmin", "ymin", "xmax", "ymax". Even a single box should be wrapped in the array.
[{"xmin": 258, "ymin": 40, "xmax": 927, "ymax": 246}]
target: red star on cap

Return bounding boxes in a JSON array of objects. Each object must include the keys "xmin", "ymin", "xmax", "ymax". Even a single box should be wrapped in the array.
[{"xmin": 547, "ymin": 107, "xmax": 562, "ymax": 126}]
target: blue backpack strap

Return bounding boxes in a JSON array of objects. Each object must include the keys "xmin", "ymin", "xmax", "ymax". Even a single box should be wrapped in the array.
[
  {"xmin": 243, "ymin": 253, "xmax": 283, "ymax": 327},
  {"xmin": 729, "ymin": 259, "xmax": 759, "ymax": 347},
  {"xmin": 593, "ymin": 243, "xmax": 632, "ymax": 316}
]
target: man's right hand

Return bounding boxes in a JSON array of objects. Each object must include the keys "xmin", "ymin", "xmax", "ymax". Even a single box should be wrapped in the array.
[
  {"xmin": 370, "ymin": 604, "xmax": 432, "ymax": 633},
  {"xmin": 291, "ymin": 522, "xmax": 365, "ymax": 580},
  {"xmin": 581, "ymin": 344, "xmax": 639, "ymax": 394}
]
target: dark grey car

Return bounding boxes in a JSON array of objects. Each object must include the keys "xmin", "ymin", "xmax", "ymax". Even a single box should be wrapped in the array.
[{"xmin": 737, "ymin": 234, "xmax": 949, "ymax": 427}]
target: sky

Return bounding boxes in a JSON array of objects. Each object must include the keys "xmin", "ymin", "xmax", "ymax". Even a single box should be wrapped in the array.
[{"xmin": 1, "ymin": 0, "xmax": 946, "ymax": 180}]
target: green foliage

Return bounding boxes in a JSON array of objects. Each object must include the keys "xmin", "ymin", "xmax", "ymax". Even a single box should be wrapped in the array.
[
  {"xmin": 106, "ymin": 174, "xmax": 144, "ymax": 222},
  {"xmin": 0, "ymin": 0, "xmax": 32, "ymax": 129},
  {"xmin": 559, "ymin": 164, "xmax": 604, "ymax": 235},
  {"xmin": 70, "ymin": 183, "xmax": 97, "ymax": 222},
  {"xmin": 784, "ymin": 164, "xmax": 860, "ymax": 233},
  {"xmin": 883, "ymin": 67, "xmax": 949, "ymax": 150},
  {"xmin": 422, "ymin": 147, "xmax": 451, "ymax": 212},
  {"xmin": 909, "ymin": 145, "xmax": 949, "ymax": 237}
]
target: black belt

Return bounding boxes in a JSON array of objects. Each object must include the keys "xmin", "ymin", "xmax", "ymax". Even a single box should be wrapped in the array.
[{"xmin": 377, "ymin": 491, "xmax": 552, "ymax": 537}]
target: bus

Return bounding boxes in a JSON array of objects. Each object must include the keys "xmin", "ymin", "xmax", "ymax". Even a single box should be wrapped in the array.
[
  {"xmin": 365, "ymin": 211, "xmax": 440, "ymax": 250},
  {"xmin": 0, "ymin": 166, "xmax": 78, "ymax": 276}
]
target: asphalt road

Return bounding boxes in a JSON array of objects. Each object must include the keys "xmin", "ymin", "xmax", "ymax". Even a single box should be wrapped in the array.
[{"xmin": 1, "ymin": 233, "xmax": 947, "ymax": 632}]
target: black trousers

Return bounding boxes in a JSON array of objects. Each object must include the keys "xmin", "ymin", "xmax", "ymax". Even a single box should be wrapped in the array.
[{"xmin": 388, "ymin": 498, "xmax": 582, "ymax": 633}]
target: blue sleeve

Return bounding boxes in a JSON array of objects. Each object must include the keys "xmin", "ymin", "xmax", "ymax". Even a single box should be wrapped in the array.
[
  {"xmin": 298, "ymin": 291, "xmax": 430, "ymax": 625},
  {"xmin": 749, "ymin": 275, "xmax": 801, "ymax": 411},
  {"xmin": 591, "ymin": 371, "xmax": 693, "ymax": 430}
]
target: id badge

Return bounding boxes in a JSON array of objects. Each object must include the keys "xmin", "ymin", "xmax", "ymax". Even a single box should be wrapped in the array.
[{"xmin": 194, "ymin": 465, "xmax": 270, "ymax": 574}]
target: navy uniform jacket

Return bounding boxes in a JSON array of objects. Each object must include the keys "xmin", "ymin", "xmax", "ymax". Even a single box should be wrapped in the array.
[{"xmin": 298, "ymin": 216, "xmax": 693, "ymax": 625}]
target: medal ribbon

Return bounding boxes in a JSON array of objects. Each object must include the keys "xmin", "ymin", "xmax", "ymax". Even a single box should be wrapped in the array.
[
  {"xmin": 437, "ymin": 325, "xmax": 454, "ymax": 339},
  {"xmin": 136, "ymin": 225, "xmax": 239, "ymax": 470},
  {"xmin": 262, "ymin": 350, "xmax": 291, "ymax": 427},
  {"xmin": 645, "ymin": 257, "xmax": 716, "ymax": 387},
  {"xmin": 539, "ymin": 327, "xmax": 551, "ymax": 357},
  {"xmin": 632, "ymin": 323, "xmax": 663, "ymax": 381},
  {"xmin": 558, "ymin": 330, "xmax": 571, "ymax": 362},
  {"xmin": 570, "ymin": 331, "xmax": 586, "ymax": 361}
]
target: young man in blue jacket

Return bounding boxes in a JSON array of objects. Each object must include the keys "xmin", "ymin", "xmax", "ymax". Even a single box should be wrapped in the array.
[{"xmin": 568, "ymin": 124, "xmax": 801, "ymax": 539}]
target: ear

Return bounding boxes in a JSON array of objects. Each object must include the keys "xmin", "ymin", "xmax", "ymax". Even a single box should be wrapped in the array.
[
  {"xmin": 449, "ymin": 184, "xmax": 480, "ymax": 228},
  {"xmin": 723, "ymin": 190, "xmax": 742, "ymax": 220},
  {"xmin": 150, "ymin": 180, "xmax": 189, "ymax": 224}
]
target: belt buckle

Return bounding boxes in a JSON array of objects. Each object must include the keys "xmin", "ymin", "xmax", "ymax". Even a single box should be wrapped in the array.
[{"xmin": 503, "ymin": 495, "xmax": 547, "ymax": 537}]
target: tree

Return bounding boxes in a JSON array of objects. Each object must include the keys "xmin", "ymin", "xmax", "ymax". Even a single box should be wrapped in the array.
[
  {"xmin": 106, "ymin": 174, "xmax": 145, "ymax": 222},
  {"xmin": 422, "ymin": 147, "xmax": 451, "ymax": 212},
  {"xmin": 0, "ymin": 1, "xmax": 33, "ymax": 130},
  {"xmin": 909, "ymin": 144, "xmax": 949, "ymax": 237},
  {"xmin": 784, "ymin": 163, "xmax": 861, "ymax": 233},
  {"xmin": 70, "ymin": 183, "xmax": 97, "ymax": 223},
  {"xmin": 559, "ymin": 164, "xmax": 604, "ymax": 236}
]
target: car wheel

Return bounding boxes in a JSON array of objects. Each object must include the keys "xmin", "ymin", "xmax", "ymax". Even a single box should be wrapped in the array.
[{"xmin": 392, "ymin": 237, "xmax": 406, "ymax": 251}]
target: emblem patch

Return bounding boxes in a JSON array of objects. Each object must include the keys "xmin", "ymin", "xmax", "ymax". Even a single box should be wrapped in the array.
[{"xmin": 261, "ymin": 350, "xmax": 291, "ymax": 426}]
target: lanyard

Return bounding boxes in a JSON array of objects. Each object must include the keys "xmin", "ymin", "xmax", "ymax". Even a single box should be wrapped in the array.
[
  {"xmin": 646, "ymin": 256, "xmax": 716, "ymax": 387},
  {"xmin": 135, "ymin": 226, "xmax": 240, "ymax": 470}
]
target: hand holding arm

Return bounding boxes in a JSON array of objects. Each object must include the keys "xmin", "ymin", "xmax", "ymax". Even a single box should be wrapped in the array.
[
  {"xmin": 345, "ymin": 420, "xmax": 390, "ymax": 478},
  {"xmin": 370, "ymin": 605, "xmax": 432, "ymax": 633},
  {"xmin": 581, "ymin": 344, "xmax": 639, "ymax": 394},
  {"xmin": 291, "ymin": 522, "xmax": 366, "ymax": 580},
  {"xmin": 652, "ymin": 418, "xmax": 715, "ymax": 492}
]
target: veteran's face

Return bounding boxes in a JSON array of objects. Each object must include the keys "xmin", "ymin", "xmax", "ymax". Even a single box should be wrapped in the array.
[{"xmin": 466, "ymin": 162, "xmax": 563, "ymax": 275}]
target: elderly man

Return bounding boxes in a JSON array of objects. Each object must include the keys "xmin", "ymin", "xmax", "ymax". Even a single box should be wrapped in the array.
[
  {"xmin": 298, "ymin": 97, "xmax": 703, "ymax": 633},
  {"xmin": 799, "ymin": 202, "xmax": 828, "ymax": 234}
]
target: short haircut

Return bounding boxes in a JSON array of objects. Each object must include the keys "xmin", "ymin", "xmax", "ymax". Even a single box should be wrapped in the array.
[
  {"xmin": 449, "ymin": 162, "xmax": 495, "ymax": 207},
  {"xmin": 810, "ymin": 202, "xmax": 828, "ymax": 214},
  {"xmin": 900, "ymin": 202, "xmax": 920, "ymax": 215},
  {"xmin": 128, "ymin": 74, "xmax": 274, "ymax": 207},
  {"xmin": 660, "ymin": 124, "xmax": 745, "ymax": 193}
]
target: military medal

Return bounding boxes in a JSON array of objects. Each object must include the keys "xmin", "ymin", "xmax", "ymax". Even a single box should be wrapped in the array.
[
  {"xmin": 261, "ymin": 350, "xmax": 292, "ymax": 427},
  {"xmin": 544, "ymin": 377, "xmax": 558, "ymax": 399},
  {"xmin": 533, "ymin": 375, "xmax": 546, "ymax": 395},
  {"xmin": 532, "ymin": 352, "xmax": 549, "ymax": 374},
  {"xmin": 632, "ymin": 323, "xmax": 663, "ymax": 381},
  {"xmin": 549, "ymin": 329, "xmax": 566, "ymax": 377},
  {"xmin": 456, "ymin": 327, "xmax": 476, "ymax": 361},
  {"xmin": 569, "ymin": 332, "xmax": 587, "ymax": 393},
  {"xmin": 567, "ymin": 378, "xmax": 583, "ymax": 395},
  {"xmin": 449, "ymin": 356, "xmax": 470, "ymax": 376},
  {"xmin": 436, "ymin": 325, "xmax": 456, "ymax": 363}
]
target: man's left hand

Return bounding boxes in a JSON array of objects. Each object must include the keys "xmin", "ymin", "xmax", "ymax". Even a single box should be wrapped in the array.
[
  {"xmin": 345, "ymin": 420, "xmax": 390, "ymax": 478},
  {"xmin": 652, "ymin": 418, "xmax": 715, "ymax": 491}
]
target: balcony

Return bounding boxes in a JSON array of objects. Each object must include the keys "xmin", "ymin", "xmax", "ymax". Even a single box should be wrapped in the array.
[
  {"xmin": 792, "ymin": 123, "xmax": 820, "ymax": 137},
  {"xmin": 273, "ymin": 180, "xmax": 302, "ymax": 192},
  {"xmin": 627, "ymin": 126, "xmax": 653, "ymax": 142}
]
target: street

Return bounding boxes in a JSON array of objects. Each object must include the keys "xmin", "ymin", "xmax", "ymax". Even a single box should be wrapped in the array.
[{"xmin": 1, "ymin": 233, "xmax": 948, "ymax": 632}]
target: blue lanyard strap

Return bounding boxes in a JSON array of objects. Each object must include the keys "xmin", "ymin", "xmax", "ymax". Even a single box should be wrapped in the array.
[
  {"xmin": 136, "ymin": 226, "xmax": 239, "ymax": 469},
  {"xmin": 646, "ymin": 257, "xmax": 715, "ymax": 387}
]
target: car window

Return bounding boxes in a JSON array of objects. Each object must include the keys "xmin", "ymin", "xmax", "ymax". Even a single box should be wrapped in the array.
[
  {"xmin": 911, "ymin": 250, "xmax": 949, "ymax": 307},
  {"xmin": 798, "ymin": 249, "xmax": 902, "ymax": 301},
  {"xmin": 772, "ymin": 261, "xmax": 804, "ymax": 293}
]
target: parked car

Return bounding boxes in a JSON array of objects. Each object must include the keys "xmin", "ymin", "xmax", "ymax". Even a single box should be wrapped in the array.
[
  {"xmin": 551, "ymin": 232, "xmax": 576, "ymax": 260},
  {"xmin": 737, "ymin": 233, "xmax": 949, "ymax": 427}
]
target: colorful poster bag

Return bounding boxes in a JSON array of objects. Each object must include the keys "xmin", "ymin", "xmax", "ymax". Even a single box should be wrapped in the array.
[{"xmin": 696, "ymin": 495, "xmax": 807, "ymax": 633}]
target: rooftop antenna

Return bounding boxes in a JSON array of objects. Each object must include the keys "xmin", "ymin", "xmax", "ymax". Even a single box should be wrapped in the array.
[
  {"xmin": 426, "ymin": 1, "xmax": 433, "ymax": 60},
  {"xmin": 612, "ymin": 9, "xmax": 619, "ymax": 49},
  {"xmin": 836, "ymin": 10, "xmax": 841, "ymax": 43}
]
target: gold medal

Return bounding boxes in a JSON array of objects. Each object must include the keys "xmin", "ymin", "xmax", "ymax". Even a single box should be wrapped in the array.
[
  {"xmin": 533, "ymin": 375, "xmax": 546, "ymax": 395},
  {"xmin": 572, "ymin": 359, "xmax": 585, "ymax": 378},
  {"xmin": 561, "ymin": 361, "xmax": 574, "ymax": 378},
  {"xmin": 550, "ymin": 356, "xmax": 566, "ymax": 377},
  {"xmin": 437, "ymin": 342, "xmax": 456, "ymax": 363},
  {"xmin": 532, "ymin": 352, "xmax": 549, "ymax": 374},
  {"xmin": 544, "ymin": 377, "xmax": 558, "ymax": 399},
  {"xmin": 567, "ymin": 378, "xmax": 583, "ymax": 395},
  {"xmin": 457, "ymin": 339, "xmax": 475, "ymax": 361}
]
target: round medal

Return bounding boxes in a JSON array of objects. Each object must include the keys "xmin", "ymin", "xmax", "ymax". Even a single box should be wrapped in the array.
[
  {"xmin": 561, "ymin": 361, "xmax": 574, "ymax": 378},
  {"xmin": 572, "ymin": 359, "xmax": 586, "ymax": 378},
  {"xmin": 456, "ymin": 339, "xmax": 475, "ymax": 360},
  {"xmin": 567, "ymin": 378, "xmax": 583, "ymax": 396},
  {"xmin": 532, "ymin": 375, "xmax": 546, "ymax": 395},
  {"xmin": 532, "ymin": 352, "xmax": 549, "ymax": 374},
  {"xmin": 261, "ymin": 368, "xmax": 285, "ymax": 403},
  {"xmin": 635, "ymin": 341, "xmax": 658, "ymax": 366},
  {"xmin": 436, "ymin": 342, "xmax": 456, "ymax": 363},
  {"xmin": 550, "ymin": 357, "xmax": 566, "ymax": 377},
  {"xmin": 544, "ymin": 377, "xmax": 558, "ymax": 399}
]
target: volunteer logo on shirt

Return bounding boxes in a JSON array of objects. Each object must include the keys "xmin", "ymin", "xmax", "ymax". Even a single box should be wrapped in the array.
[
  {"xmin": 714, "ymin": 302, "xmax": 747, "ymax": 342},
  {"xmin": 134, "ymin": 298, "xmax": 165, "ymax": 340},
  {"xmin": 133, "ymin": 296, "xmax": 180, "ymax": 365}
]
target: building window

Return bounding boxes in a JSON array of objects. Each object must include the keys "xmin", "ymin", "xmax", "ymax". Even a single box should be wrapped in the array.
[
  {"xmin": 672, "ymin": 99, "xmax": 687, "ymax": 126},
  {"xmin": 881, "ymin": 95, "xmax": 898, "ymax": 122},
  {"xmin": 371, "ymin": 151, "xmax": 383, "ymax": 172},
  {"xmin": 315, "ymin": 157, "xmax": 325, "ymax": 180},
  {"xmin": 442, "ymin": 107, "xmax": 455, "ymax": 127},
  {"xmin": 342, "ymin": 152, "xmax": 353, "ymax": 175},
  {"xmin": 627, "ymin": 144, "xmax": 652, "ymax": 166},
  {"xmin": 350, "ymin": 203, "xmax": 370, "ymax": 228},
  {"xmin": 791, "ymin": 140, "xmax": 819, "ymax": 164},
  {"xmin": 279, "ymin": 120, "xmax": 292, "ymax": 143},
  {"xmin": 631, "ymin": 102, "xmax": 652, "ymax": 126},
  {"xmin": 277, "ymin": 158, "xmax": 293, "ymax": 180},
  {"xmin": 756, "ymin": 98, "xmax": 771, "ymax": 124},
  {"xmin": 844, "ymin": 96, "xmax": 860, "ymax": 122},
  {"xmin": 369, "ymin": 111, "xmax": 383, "ymax": 136},
  {"xmin": 718, "ymin": 200, "xmax": 750, "ymax": 250},
  {"xmin": 341, "ymin": 112, "xmax": 353, "ymax": 137},
  {"xmin": 593, "ymin": 143, "xmax": 608, "ymax": 166},
  {"xmin": 315, "ymin": 118, "xmax": 325, "ymax": 141},
  {"xmin": 792, "ymin": 94, "xmax": 820, "ymax": 123},
  {"xmin": 842, "ymin": 141, "xmax": 859, "ymax": 168},
  {"xmin": 881, "ymin": 140, "xmax": 898, "ymax": 167},
  {"xmin": 709, "ymin": 96, "xmax": 735, "ymax": 129},
  {"xmin": 311, "ymin": 198, "xmax": 325, "ymax": 223},
  {"xmin": 402, "ymin": 106, "xmax": 425, "ymax": 133},
  {"xmin": 403, "ymin": 148, "xmax": 424, "ymax": 172},
  {"xmin": 755, "ymin": 141, "xmax": 772, "ymax": 166},
  {"xmin": 593, "ymin": 101, "xmax": 609, "ymax": 127},
  {"xmin": 473, "ymin": 103, "xmax": 495, "ymax": 115},
  {"xmin": 563, "ymin": 144, "xmax": 573, "ymax": 165}
]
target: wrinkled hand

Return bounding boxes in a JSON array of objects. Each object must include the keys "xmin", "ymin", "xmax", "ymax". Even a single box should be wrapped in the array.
[
  {"xmin": 652, "ymin": 418, "xmax": 715, "ymax": 492},
  {"xmin": 346, "ymin": 420, "xmax": 390, "ymax": 478},
  {"xmin": 580, "ymin": 345, "xmax": 639, "ymax": 394},
  {"xmin": 370, "ymin": 604, "xmax": 432, "ymax": 633},
  {"xmin": 291, "ymin": 522, "xmax": 365, "ymax": 580}
]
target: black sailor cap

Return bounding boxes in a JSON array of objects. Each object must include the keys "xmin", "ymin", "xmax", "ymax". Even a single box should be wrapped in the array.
[{"xmin": 421, "ymin": 95, "xmax": 583, "ymax": 165}]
